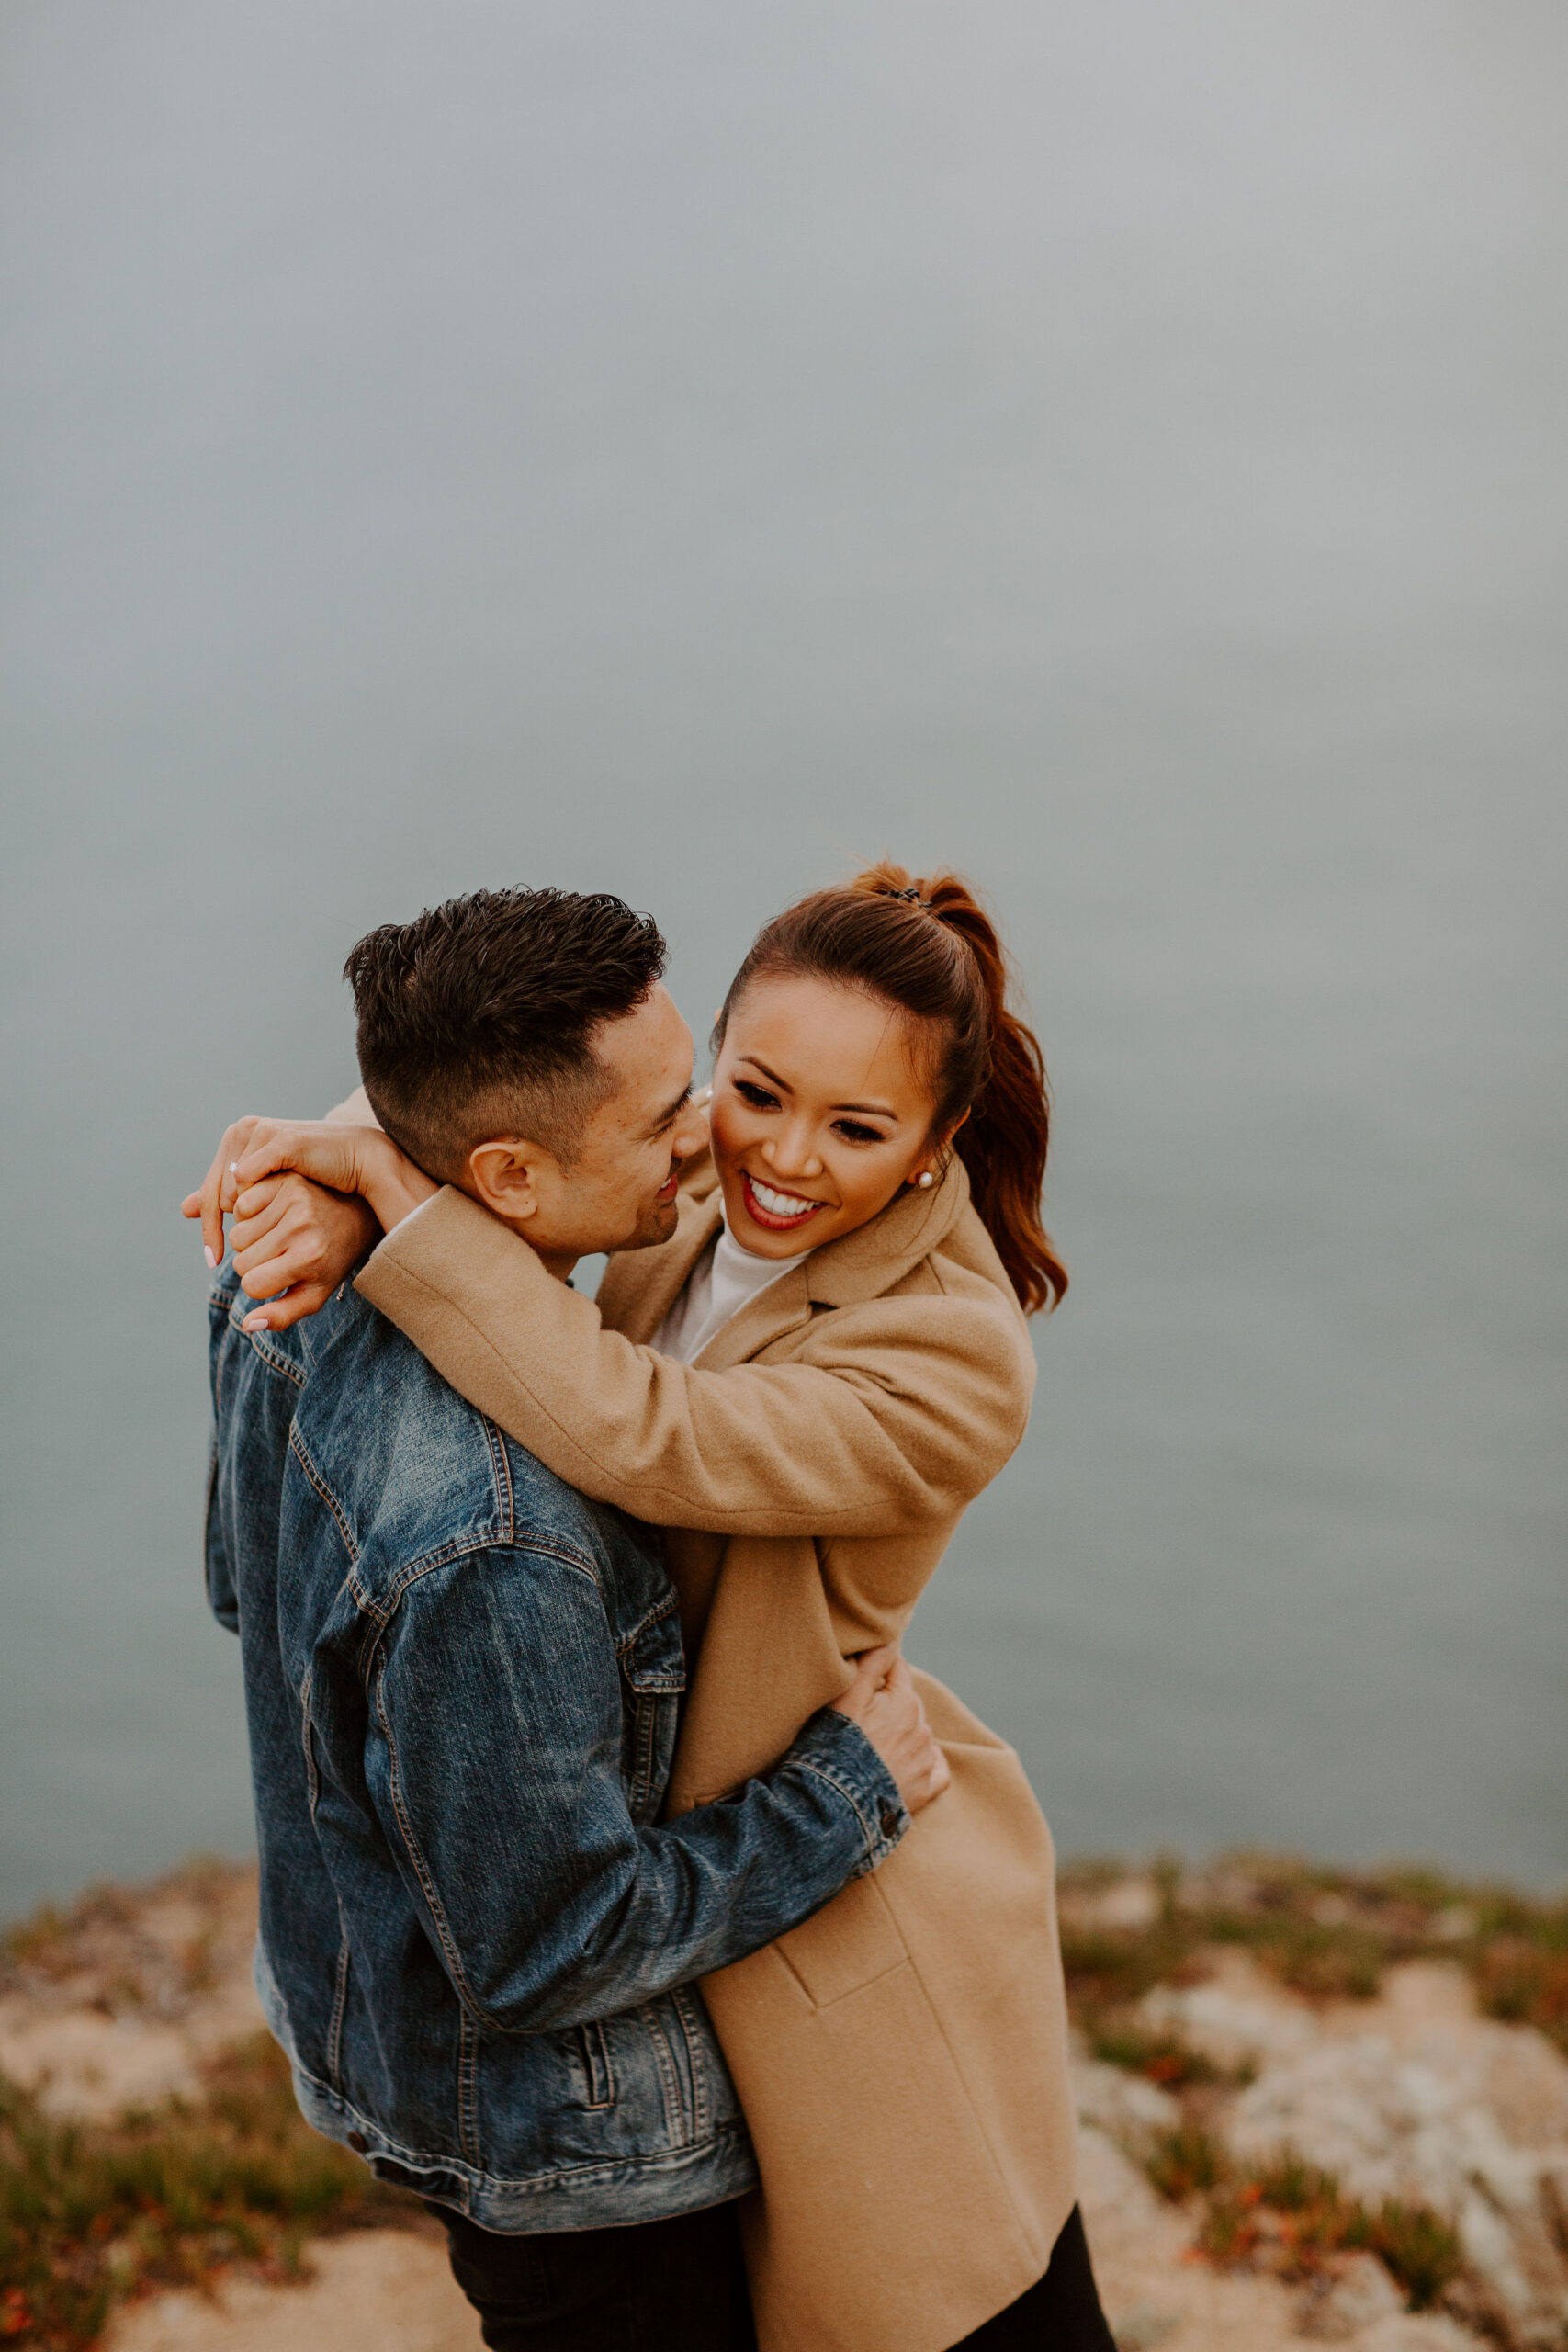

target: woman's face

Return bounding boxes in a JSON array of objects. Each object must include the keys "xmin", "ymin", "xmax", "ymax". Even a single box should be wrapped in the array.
[{"xmin": 709, "ymin": 973, "xmax": 945, "ymax": 1257}]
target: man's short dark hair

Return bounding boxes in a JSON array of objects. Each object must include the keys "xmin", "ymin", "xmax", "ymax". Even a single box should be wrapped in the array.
[{"xmin": 344, "ymin": 888, "xmax": 667, "ymax": 1179}]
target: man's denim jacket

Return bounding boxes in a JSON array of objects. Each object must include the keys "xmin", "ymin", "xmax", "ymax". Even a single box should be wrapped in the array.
[{"xmin": 206, "ymin": 1262, "xmax": 907, "ymax": 2232}]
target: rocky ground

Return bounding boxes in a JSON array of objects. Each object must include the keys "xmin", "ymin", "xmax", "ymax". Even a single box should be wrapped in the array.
[{"xmin": 2, "ymin": 1859, "xmax": 1564, "ymax": 2349}]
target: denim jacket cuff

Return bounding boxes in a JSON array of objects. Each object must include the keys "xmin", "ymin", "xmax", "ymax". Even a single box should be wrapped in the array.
[{"xmin": 784, "ymin": 1706, "xmax": 911, "ymax": 1879}]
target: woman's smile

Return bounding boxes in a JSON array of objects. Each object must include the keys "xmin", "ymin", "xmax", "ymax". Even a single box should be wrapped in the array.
[{"xmin": 740, "ymin": 1170, "xmax": 830, "ymax": 1232}]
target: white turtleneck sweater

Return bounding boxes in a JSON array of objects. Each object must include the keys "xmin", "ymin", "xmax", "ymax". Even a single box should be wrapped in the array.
[{"xmin": 650, "ymin": 1220, "xmax": 815, "ymax": 1365}]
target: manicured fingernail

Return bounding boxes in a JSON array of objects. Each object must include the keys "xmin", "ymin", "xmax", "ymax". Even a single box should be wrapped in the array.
[
  {"xmin": 242, "ymin": 1314, "xmax": 266, "ymax": 1333},
  {"xmin": 204, "ymin": 1246, "xmax": 218, "ymax": 1269}
]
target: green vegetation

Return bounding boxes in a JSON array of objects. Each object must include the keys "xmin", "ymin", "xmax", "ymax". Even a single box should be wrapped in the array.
[
  {"xmin": 1056, "ymin": 1856, "xmax": 1548, "ymax": 2324},
  {"xmin": 1151, "ymin": 2139, "xmax": 1464, "ymax": 2309},
  {"xmin": 1144, "ymin": 2124, "xmax": 1229, "ymax": 2201},
  {"xmin": 1059, "ymin": 1851, "xmax": 1568, "ymax": 2055},
  {"xmin": 0, "ymin": 2035, "xmax": 415, "ymax": 2350},
  {"xmin": 1086, "ymin": 2018, "xmax": 1235, "ymax": 2089}
]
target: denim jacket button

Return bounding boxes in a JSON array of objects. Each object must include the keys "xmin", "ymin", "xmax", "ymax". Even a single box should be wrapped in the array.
[
  {"xmin": 879, "ymin": 1808, "xmax": 900, "ymax": 1839},
  {"xmin": 346, "ymin": 2131, "xmax": 368, "ymax": 2153}
]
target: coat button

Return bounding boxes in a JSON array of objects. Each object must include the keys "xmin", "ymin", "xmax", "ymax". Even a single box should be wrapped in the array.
[
  {"xmin": 880, "ymin": 1809, "xmax": 901, "ymax": 1839},
  {"xmin": 346, "ymin": 2131, "xmax": 368, "ymax": 2153}
]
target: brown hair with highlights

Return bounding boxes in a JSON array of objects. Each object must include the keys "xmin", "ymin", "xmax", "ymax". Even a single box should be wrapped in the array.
[{"xmin": 716, "ymin": 862, "xmax": 1066, "ymax": 1313}]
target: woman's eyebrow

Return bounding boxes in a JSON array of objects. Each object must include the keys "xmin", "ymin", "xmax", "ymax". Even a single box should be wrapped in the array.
[
  {"xmin": 739, "ymin": 1056, "xmax": 795, "ymax": 1094},
  {"xmin": 743, "ymin": 1056, "xmax": 897, "ymax": 1120}
]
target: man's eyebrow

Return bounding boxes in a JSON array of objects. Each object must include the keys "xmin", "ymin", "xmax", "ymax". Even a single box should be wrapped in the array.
[
  {"xmin": 642, "ymin": 1082, "xmax": 693, "ymax": 1136},
  {"xmin": 742, "ymin": 1057, "xmax": 897, "ymax": 1120}
]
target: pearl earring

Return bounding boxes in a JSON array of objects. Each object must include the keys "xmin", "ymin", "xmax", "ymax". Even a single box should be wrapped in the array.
[{"xmin": 916, "ymin": 1170, "xmax": 935, "ymax": 1189}]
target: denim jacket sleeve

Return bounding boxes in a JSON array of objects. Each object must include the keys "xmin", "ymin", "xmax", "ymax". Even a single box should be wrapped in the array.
[
  {"xmin": 362, "ymin": 1541, "xmax": 908, "ymax": 2033},
  {"xmin": 204, "ymin": 1437, "xmax": 240, "ymax": 1634}
]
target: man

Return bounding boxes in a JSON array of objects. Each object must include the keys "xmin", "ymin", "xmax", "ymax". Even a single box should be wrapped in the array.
[{"xmin": 196, "ymin": 888, "xmax": 946, "ymax": 2350}]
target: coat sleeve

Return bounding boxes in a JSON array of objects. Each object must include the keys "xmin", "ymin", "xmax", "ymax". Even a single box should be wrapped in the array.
[{"xmin": 355, "ymin": 1188, "xmax": 1034, "ymax": 1538}]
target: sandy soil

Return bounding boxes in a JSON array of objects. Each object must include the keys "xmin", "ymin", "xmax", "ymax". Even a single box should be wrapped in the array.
[
  {"xmin": 13, "ymin": 1864, "xmax": 1562, "ymax": 2350},
  {"xmin": 96, "ymin": 2132, "xmax": 1474, "ymax": 2352},
  {"xmin": 101, "ymin": 2231, "xmax": 482, "ymax": 2352}
]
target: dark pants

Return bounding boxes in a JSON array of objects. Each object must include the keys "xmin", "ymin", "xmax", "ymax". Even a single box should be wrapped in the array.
[
  {"xmin": 951, "ymin": 2208, "xmax": 1118, "ymax": 2349},
  {"xmin": 430, "ymin": 2197, "xmax": 1114, "ymax": 2352},
  {"xmin": 429, "ymin": 2198, "xmax": 756, "ymax": 2352}
]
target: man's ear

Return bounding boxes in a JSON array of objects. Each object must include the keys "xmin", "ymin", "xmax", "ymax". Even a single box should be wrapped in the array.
[{"xmin": 466, "ymin": 1137, "xmax": 549, "ymax": 1222}]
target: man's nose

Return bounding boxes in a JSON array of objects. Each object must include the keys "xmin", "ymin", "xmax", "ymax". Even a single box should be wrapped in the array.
[{"xmin": 761, "ymin": 1126, "xmax": 824, "ymax": 1180}]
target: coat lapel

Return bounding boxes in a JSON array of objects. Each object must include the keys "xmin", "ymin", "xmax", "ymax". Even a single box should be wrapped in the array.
[
  {"xmin": 807, "ymin": 1154, "xmax": 971, "ymax": 1307},
  {"xmin": 692, "ymin": 1258, "xmax": 814, "ymax": 1372}
]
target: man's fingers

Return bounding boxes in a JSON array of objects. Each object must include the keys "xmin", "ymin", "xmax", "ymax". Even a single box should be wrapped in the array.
[
  {"xmin": 234, "ymin": 1174, "xmax": 289, "ymax": 1221},
  {"xmin": 230, "ymin": 1180, "xmax": 298, "ymax": 1267},
  {"xmin": 240, "ymin": 1281, "xmax": 331, "ymax": 1337},
  {"xmin": 237, "ymin": 1248, "xmax": 299, "ymax": 1300}
]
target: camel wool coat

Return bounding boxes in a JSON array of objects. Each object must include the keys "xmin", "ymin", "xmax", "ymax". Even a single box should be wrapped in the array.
[{"xmin": 355, "ymin": 1149, "xmax": 1077, "ymax": 2352}]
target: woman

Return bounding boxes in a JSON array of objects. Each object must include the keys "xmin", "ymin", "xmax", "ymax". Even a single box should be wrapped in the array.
[{"xmin": 200, "ymin": 865, "xmax": 1112, "ymax": 2352}]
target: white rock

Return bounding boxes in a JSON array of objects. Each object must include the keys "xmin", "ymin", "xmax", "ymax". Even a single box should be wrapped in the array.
[
  {"xmin": 1199, "ymin": 1959, "xmax": 1568, "ymax": 2346},
  {"xmin": 1297, "ymin": 2251, "xmax": 1404, "ymax": 2338},
  {"xmin": 1356, "ymin": 2318, "xmax": 1479, "ymax": 2352},
  {"xmin": 1060, "ymin": 1875, "xmax": 1165, "ymax": 1932},
  {"xmin": 1073, "ymin": 2057, "xmax": 1183, "ymax": 2151}
]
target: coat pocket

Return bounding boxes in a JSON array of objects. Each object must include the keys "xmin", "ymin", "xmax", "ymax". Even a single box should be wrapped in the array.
[{"xmin": 771, "ymin": 1871, "xmax": 908, "ymax": 2008}]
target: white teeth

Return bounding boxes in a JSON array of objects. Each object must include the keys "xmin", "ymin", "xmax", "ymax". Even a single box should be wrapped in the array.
[{"xmin": 749, "ymin": 1177, "xmax": 818, "ymax": 1218}]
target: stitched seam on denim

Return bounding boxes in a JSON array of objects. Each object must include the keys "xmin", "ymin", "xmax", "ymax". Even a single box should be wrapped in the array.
[
  {"xmin": 288, "ymin": 2053, "xmax": 752, "ymax": 2193},
  {"xmin": 482, "ymin": 1418, "xmax": 514, "ymax": 1544},
  {"xmin": 373, "ymin": 1658, "xmax": 491, "ymax": 2028},
  {"xmin": 299, "ymin": 1668, "xmax": 321, "ymax": 1819},
  {"xmin": 288, "ymin": 1424, "xmax": 360, "ymax": 1570},
  {"xmin": 326, "ymin": 1917, "xmax": 350, "ymax": 2085},
  {"xmin": 789, "ymin": 1738, "xmax": 904, "ymax": 1835},
  {"xmin": 457, "ymin": 2010, "xmax": 480, "ymax": 2164},
  {"xmin": 231, "ymin": 1306, "xmax": 308, "ymax": 1386},
  {"xmin": 669, "ymin": 1988, "xmax": 710, "ymax": 2142},
  {"xmin": 626, "ymin": 1690, "xmax": 665, "ymax": 1820},
  {"xmin": 355, "ymin": 1600, "xmax": 386, "ymax": 1687},
  {"xmin": 639, "ymin": 2003, "xmax": 686, "ymax": 2146},
  {"xmin": 791, "ymin": 1758, "xmax": 880, "ymax": 1866},
  {"xmin": 202, "ymin": 1437, "xmax": 221, "ymax": 1557},
  {"xmin": 614, "ymin": 1588, "xmax": 679, "ymax": 1660},
  {"xmin": 382, "ymin": 1533, "xmax": 599, "ymax": 1616}
]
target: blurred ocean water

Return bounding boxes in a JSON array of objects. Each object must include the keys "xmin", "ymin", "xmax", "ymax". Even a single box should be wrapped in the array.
[{"xmin": 2, "ymin": 1, "xmax": 1564, "ymax": 1917}]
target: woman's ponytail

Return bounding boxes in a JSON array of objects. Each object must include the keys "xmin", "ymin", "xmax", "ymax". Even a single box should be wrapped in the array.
[
  {"xmin": 716, "ymin": 860, "xmax": 1066, "ymax": 1314},
  {"xmin": 917, "ymin": 874, "xmax": 1066, "ymax": 1314}
]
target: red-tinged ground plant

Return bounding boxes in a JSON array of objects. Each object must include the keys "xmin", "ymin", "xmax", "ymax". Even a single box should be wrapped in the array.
[
  {"xmin": 1162, "ymin": 2141, "xmax": 1464, "ymax": 2313},
  {"xmin": 0, "ymin": 2036, "xmax": 415, "ymax": 2350}
]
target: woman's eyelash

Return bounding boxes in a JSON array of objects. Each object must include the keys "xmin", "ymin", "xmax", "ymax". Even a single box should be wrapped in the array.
[{"xmin": 733, "ymin": 1080, "xmax": 883, "ymax": 1145}]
